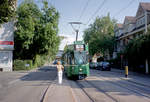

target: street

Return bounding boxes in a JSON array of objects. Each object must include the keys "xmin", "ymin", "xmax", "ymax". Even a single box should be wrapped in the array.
[
  {"xmin": 1, "ymin": 1, "xmax": 150, "ymax": 102},
  {"xmin": 0, "ymin": 66, "xmax": 57, "ymax": 102},
  {"xmin": 0, "ymin": 66, "xmax": 150, "ymax": 102}
]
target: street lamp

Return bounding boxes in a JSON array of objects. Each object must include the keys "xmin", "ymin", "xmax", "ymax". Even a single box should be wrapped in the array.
[{"xmin": 69, "ymin": 22, "xmax": 82, "ymax": 41}]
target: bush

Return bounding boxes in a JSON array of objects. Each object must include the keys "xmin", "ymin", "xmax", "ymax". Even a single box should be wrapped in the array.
[
  {"xmin": 13, "ymin": 59, "xmax": 33, "ymax": 71},
  {"xmin": 34, "ymin": 55, "xmax": 47, "ymax": 67}
]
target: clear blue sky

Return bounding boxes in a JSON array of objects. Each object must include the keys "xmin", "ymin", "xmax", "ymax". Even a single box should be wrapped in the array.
[
  {"xmin": 52, "ymin": 0, "xmax": 150, "ymax": 50},
  {"xmin": 19, "ymin": 0, "xmax": 150, "ymax": 50}
]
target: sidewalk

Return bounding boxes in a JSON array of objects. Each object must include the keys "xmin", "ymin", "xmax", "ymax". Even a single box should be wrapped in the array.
[
  {"xmin": 111, "ymin": 68, "xmax": 150, "ymax": 88},
  {"xmin": 43, "ymin": 78, "xmax": 76, "ymax": 102}
]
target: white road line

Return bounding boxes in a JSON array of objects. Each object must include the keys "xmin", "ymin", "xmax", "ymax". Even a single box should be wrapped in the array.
[
  {"xmin": 8, "ymin": 76, "xmax": 29, "ymax": 85},
  {"xmin": 8, "ymin": 79, "xmax": 20, "ymax": 85}
]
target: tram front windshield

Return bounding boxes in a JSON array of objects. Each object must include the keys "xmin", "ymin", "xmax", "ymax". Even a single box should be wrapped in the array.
[{"xmin": 74, "ymin": 51, "xmax": 87, "ymax": 65}]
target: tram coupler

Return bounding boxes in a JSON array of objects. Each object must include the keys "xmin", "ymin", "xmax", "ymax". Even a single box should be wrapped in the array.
[{"xmin": 125, "ymin": 66, "xmax": 128, "ymax": 78}]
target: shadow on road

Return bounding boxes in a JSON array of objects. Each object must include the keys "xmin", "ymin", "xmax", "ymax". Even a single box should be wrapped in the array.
[
  {"xmin": 20, "ymin": 66, "xmax": 57, "ymax": 82},
  {"xmin": 19, "ymin": 67, "xmax": 150, "ymax": 99}
]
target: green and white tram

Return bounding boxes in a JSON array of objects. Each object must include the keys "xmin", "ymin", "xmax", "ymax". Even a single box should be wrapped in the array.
[{"xmin": 63, "ymin": 41, "xmax": 89, "ymax": 80}]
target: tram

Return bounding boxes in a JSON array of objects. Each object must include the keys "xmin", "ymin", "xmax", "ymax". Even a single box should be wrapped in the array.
[{"xmin": 62, "ymin": 41, "xmax": 89, "ymax": 80}]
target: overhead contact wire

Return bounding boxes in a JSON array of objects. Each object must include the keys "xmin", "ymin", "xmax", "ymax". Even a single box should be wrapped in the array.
[
  {"xmin": 113, "ymin": 0, "xmax": 136, "ymax": 17},
  {"xmin": 78, "ymin": 0, "xmax": 90, "ymax": 21},
  {"xmin": 86, "ymin": 0, "xmax": 107, "ymax": 25}
]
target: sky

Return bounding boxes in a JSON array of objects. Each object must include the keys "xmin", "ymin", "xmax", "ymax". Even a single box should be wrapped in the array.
[{"xmin": 19, "ymin": 0, "xmax": 150, "ymax": 50}]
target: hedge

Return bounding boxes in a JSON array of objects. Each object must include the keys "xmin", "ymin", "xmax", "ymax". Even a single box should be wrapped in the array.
[
  {"xmin": 13, "ymin": 54, "xmax": 51, "ymax": 70},
  {"xmin": 13, "ymin": 60, "xmax": 33, "ymax": 71}
]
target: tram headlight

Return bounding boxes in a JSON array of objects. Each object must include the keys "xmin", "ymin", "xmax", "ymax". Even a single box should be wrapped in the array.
[{"xmin": 79, "ymin": 68, "xmax": 82, "ymax": 71}]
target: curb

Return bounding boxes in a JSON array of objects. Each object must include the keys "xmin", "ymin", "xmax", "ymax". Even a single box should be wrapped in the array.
[
  {"xmin": 42, "ymin": 81, "xmax": 55, "ymax": 102},
  {"xmin": 120, "ymin": 77, "xmax": 150, "ymax": 88},
  {"xmin": 111, "ymin": 69, "xmax": 150, "ymax": 88}
]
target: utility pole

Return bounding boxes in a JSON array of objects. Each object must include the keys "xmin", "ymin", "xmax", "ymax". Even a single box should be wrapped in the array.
[
  {"xmin": 75, "ymin": 29, "xmax": 79, "ymax": 41},
  {"xmin": 144, "ymin": 10, "xmax": 149, "ymax": 74},
  {"xmin": 69, "ymin": 22, "xmax": 82, "ymax": 41}
]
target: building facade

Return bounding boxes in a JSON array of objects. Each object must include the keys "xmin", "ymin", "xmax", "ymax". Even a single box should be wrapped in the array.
[
  {"xmin": 114, "ymin": 2, "xmax": 150, "ymax": 55},
  {"xmin": 0, "ymin": 22, "xmax": 14, "ymax": 72},
  {"xmin": 113, "ymin": 2, "xmax": 150, "ymax": 73}
]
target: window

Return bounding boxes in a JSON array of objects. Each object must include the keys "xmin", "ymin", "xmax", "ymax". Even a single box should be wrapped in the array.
[
  {"xmin": 76, "ymin": 45, "xmax": 84, "ymax": 51},
  {"xmin": 143, "ymin": 18, "xmax": 145, "ymax": 24}
]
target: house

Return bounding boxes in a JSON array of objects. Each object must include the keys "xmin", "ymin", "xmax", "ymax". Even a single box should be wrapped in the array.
[
  {"xmin": 113, "ymin": 2, "xmax": 150, "ymax": 73},
  {"xmin": 0, "ymin": 22, "xmax": 14, "ymax": 72},
  {"xmin": 113, "ymin": 23, "xmax": 124, "ymax": 58}
]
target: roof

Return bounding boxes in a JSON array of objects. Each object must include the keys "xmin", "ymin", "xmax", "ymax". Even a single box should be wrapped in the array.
[
  {"xmin": 140, "ymin": 2, "xmax": 150, "ymax": 11},
  {"xmin": 125, "ymin": 16, "xmax": 136, "ymax": 24}
]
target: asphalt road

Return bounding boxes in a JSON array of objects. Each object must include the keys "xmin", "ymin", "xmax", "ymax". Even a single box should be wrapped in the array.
[
  {"xmin": 81, "ymin": 69, "xmax": 150, "ymax": 102},
  {"xmin": 1, "ymin": 67, "xmax": 150, "ymax": 102},
  {"xmin": 0, "ymin": 66, "xmax": 57, "ymax": 102}
]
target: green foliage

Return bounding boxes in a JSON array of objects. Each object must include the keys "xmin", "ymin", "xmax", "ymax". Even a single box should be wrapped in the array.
[
  {"xmin": 34, "ymin": 54, "xmax": 48, "ymax": 67},
  {"xmin": 14, "ymin": 0, "xmax": 60, "ymax": 63},
  {"xmin": 13, "ymin": 59, "xmax": 33, "ymax": 70},
  {"xmin": 0, "ymin": 0, "xmax": 17, "ymax": 24},
  {"xmin": 121, "ymin": 29, "xmax": 150, "ymax": 72},
  {"xmin": 14, "ymin": 1, "xmax": 41, "ymax": 59},
  {"xmin": 32, "ymin": 1, "xmax": 60, "ymax": 56},
  {"xmin": 83, "ymin": 14, "xmax": 116, "ymax": 56},
  {"xmin": 124, "ymin": 29, "xmax": 150, "ymax": 61}
]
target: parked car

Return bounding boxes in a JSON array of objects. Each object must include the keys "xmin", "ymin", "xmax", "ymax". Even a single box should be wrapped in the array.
[
  {"xmin": 97, "ymin": 62, "xmax": 103, "ymax": 70},
  {"xmin": 53, "ymin": 60, "xmax": 58, "ymax": 65},
  {"xmin": 89, "ymin": 62, "xmax": 98, "ymax": 69},
  {"xmin": 99, "ymin": 62, "xmax": 111, "ymax": 71}
]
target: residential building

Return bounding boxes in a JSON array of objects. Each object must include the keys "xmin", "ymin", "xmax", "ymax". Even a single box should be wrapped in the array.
[
  {"xmin": 0, "ymin": 22, "xmax": 14, "ymax": 72},
  {"xmin": 113, "ymin": 2, "xmax": 150, "ymax": 73}
]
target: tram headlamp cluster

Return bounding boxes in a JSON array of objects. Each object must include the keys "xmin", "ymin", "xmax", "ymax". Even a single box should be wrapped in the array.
[{"xmin": 79, "ymin": 68, "xmax": 82, "ymax": 71}]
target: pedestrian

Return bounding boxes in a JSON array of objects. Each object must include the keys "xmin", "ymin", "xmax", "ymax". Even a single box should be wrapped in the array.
[{"xmin": 56, "ymin": 61, "xmax": 64, "ymax": 84}]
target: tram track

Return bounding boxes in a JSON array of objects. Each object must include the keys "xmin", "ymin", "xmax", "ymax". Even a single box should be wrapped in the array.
[
  {"xmin": 75, "ymin": 80, "xmax": 119, "ymax": 102},
  {"xmin": 104, "ymin": 70, "xmax": 150, "ymax": 88},
  {"xmin": 73, "ymin": 69, "xmax": 150, "ymax": 102},
  {"xmin": 75, "ymin": 81, "xmax": 96, "ymax": 102},
  {"xmin": 94, "ymin": 69, "xmax": 150, "ymax": 88},
  {"xmin": 97, "ymin": 71, "xmax": 150, "ymax": 93},
  {"xmin": 93, "ymin": 72, "xmax": 150, "ymax": 99}
]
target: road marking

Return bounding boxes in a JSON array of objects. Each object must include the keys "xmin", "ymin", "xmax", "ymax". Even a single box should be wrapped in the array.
[
  {"xmin": 8, "ymin": 76, "xmax": 29, "ymax": 85},
  {"xmin": 8, "ymin": 79, "xmax": 20, "ymax": 85}
]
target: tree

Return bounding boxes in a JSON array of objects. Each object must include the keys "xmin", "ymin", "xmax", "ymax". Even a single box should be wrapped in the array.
[
  {"xmin": 14, "ymin": 0, "xmax": 60, "ymax": 60},
  {"xmin": 14, "ymin": 0, "xmax": 41, "ymax": 59},
  {"xmin": 83, "ymin": 14, "xmax": 116, "ymax": 56},
  {"xmin": 0, "ymin": 0, "xmax": 17, "ymax": 24},
  {"xmin": 124, "ymin": 28, "xmax": 150, "ymax": 69},
  {"xmin": 32, "ymin": 0, "xmax": 60, "ymax": 58}
]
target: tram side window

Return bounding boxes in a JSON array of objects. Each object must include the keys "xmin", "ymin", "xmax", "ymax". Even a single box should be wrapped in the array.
[
  {"xmin": 67, "ymin": 56, "xmax": 69, "ymax": 64},
  {"xmin": 69, "ymin": 57, "xmax": 72, "ymax": 65},
  {"xmin": 65, "ymin": 55, "xmax": 67, "ymax": 65},
  {"xmin": 66, "ymin": 55, "xmax": 71, "ymax": 65},
  {"xmin": 68, "ymin": 56, "xmax": 75, "ymax": 65}
]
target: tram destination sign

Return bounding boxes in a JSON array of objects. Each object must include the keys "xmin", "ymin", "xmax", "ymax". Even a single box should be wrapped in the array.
[{"xmin": 76, "ymin": 45, "xmax": 84, "ymax": 51}]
